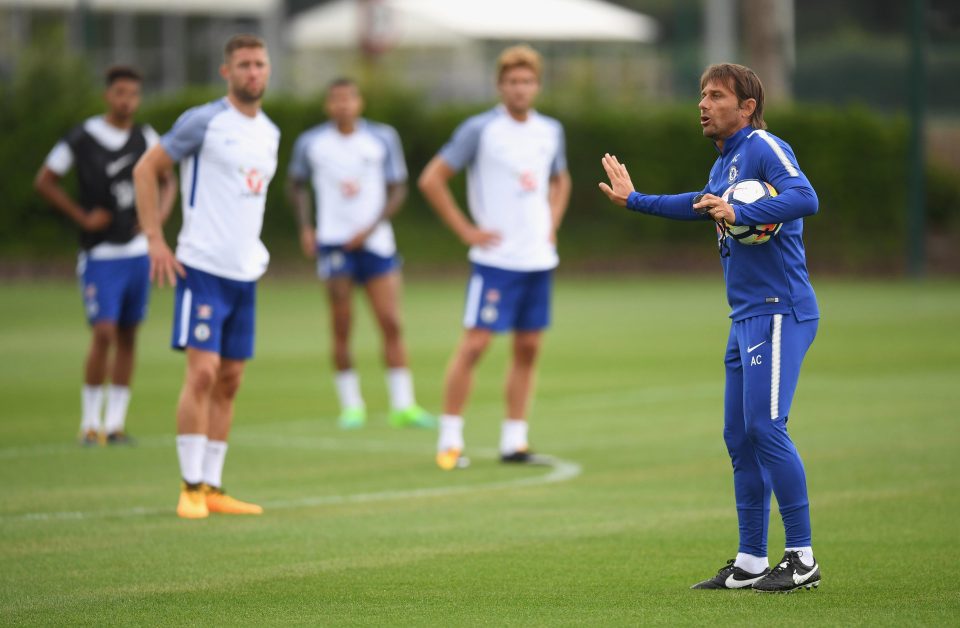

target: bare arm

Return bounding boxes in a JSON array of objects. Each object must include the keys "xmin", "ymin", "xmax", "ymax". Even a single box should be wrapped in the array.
[
  {"xmin": 417, "ymin": 156, "xmax": 500, "ymax": 248},
  {"xmin": 548, "ymin": 169, "xmax": 572, "ymax": 242},
  {"xmin": 133, "ymin": 144, "xmax": 184, "ymax": 287},
  {"xmin": 156, "ymin": 166, "xmax": 178, "ymax": 225},
  {"xmin": 33, "ymin": 166, "xmax": 112, "ymax": 231},
  {"xmin": 343, "ymin": 182, "xmax": 408, "ymax": 251},
  {"xmin": 286, "ymin": 178, "xmax": 316, "ymax": 259}
]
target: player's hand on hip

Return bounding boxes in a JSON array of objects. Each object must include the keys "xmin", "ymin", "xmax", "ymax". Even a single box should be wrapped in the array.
[
  {"xmin": 598, "ymin": 153, "xmax": 635, "ymax": 207},
  {"xmin": 82, "ymin": 208, "xmax": 113, "ymax": 232},
  {"xmin": 147, "ymin": 236, "xmax": 185, "ymax": 288},
  {"xmin": 694, "ymin": 194, "xmax": 736, "ymax": 224},
  {"xmin": 299, "ymin": 226, "xmax": 316, "ymax": 259},
  {"xmin": 460, "ymin": 226, "xmax": 501, "ymax": 248}
]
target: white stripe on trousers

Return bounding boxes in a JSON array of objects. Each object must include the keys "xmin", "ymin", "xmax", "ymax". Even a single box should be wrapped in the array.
[
  {"xmin": 462, "ymin": 275, "xmax": 483, "ymax": 328},
  {"xmin": 770, "ymin": 313, "xmax": 782, "ymax": 419},
  {"xmin": 178, "ymin": 288, "xmax": 193, "ymax": 347}
]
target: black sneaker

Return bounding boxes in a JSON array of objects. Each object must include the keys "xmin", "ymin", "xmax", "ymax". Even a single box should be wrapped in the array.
[
  {"xmin": 106, "ymin": 431, "xmax": 136, "ymax": 446},
  {"xmin": 752, "ymin": 551, "xmax": 820, "ymax": 593},
  {"xmin": 691, "ymin": 559, "xmax": 770, "ymax": 589},
  {"xmin": 500, "ymin": 450, "xmax": 551, "ymax": 465}
]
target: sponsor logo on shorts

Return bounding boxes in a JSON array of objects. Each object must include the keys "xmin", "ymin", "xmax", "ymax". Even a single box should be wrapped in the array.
[
  {"xmin": 194, "ymin": 323, "xmax": 211, "ymax": 342},
  {"xmin": 197, "ymin": 304, "xmax": 213, "ymax": 320},
  {"xmin": 485, "ymin": 289, "xmax": 500, "ymax": 303}
]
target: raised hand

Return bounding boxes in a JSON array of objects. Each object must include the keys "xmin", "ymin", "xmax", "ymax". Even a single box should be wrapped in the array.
[{"xmin": 598, "ymin": 153, "xmax": 636, "ymax": 207}]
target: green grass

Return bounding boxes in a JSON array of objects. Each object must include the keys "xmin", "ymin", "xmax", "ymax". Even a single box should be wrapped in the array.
[{"xmin": 1, "ymin": 275, "xmax": 958, "ymax": 626}]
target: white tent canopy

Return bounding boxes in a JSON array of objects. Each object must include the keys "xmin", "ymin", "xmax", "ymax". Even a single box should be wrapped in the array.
[{"xmin": 288, "ymin": 0, "xmax": 659, "ymax": 50}]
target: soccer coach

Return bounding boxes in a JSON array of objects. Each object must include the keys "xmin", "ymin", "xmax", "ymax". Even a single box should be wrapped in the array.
[{"xmin": 599, "ymin": 63, "xmax": 821, "ymax": 593}]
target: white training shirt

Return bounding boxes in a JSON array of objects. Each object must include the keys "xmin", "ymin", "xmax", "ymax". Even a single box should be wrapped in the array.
[
  {"xmin": 160, "ymin": 98, "xmax": 280, "ymax": 282},
  {"xmin": 45, "ymin": 116, "xmax": 160, "ymax": 260},
  {"xmin": 288, "ymin": 120, "xmax": 407, "ymax": 258},
  {"xmin": 438, "ymin": 104, "xmax": 567, "ymax": 272}
]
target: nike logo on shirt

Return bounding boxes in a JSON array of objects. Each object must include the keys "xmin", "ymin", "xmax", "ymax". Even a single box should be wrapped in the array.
[
  {"xmin": 105, "ymin": 154, "xmax": 136, "ymax": 178},
  {"xmin": 747, "ymin": 341, "xmax": 766, "ymax": 353}
]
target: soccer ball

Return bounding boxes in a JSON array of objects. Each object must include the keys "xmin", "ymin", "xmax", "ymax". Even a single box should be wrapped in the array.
[{"xmin": 718, "ymin": 179, "xmax": 782, "ymax": 245}]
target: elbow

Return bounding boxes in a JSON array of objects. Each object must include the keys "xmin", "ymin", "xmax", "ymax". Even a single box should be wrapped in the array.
[
  {"xmin": 33, "ymin": 168, "xmax": 49, "ymax": 193},
  {"xmin": 132, "ymin": 160, "xmax": 148, "ymax": 186},
  {"xmin": 803, "ymin": 189, "xmax": 819, "ymax": 217},
  {"xmin": 416, "ymin": 171, "xmax": 431, "ymax": 194}
]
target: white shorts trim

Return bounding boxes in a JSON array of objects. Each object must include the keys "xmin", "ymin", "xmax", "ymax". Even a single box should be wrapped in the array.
[
  {"xmin": 462, "ymin": 274, "xmax": 483, "ymax": 329},
  {"xmin": 770, "ymin": 313, "xmax": 782, "ymax": 419},
  {"xmin": 177, "ymin": 288, "xmax": 193, "ymax": 348}
]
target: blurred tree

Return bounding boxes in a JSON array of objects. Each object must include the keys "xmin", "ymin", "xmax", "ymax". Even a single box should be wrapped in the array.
[{"xmin": 0, "ymin": 24, "xmax": 99, "ymax": 256}]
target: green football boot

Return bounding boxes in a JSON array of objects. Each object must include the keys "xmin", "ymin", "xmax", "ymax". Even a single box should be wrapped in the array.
[
  {"xmin": 338, "ymin": 407, "xmax": 366, "ymax": 430},
  {"xmin": 388, "ymin": 405, "xmax": 437, "ymax": 429}
]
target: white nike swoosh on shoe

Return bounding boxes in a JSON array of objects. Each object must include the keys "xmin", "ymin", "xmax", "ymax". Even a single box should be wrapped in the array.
[
  {"xmin": 791, "ymin": 564, "xmax": 819, "ymax": 585},
  {"xmin": 105, "ymin": 154, "xmax": 136, "ymax": 178},
  {"xmin": 747, "ymin": 341, "xmax": 766, "ymax": 353},
  {"xmin": 725, "ymin": 573, "xmax": 764, "ymax": 588}
]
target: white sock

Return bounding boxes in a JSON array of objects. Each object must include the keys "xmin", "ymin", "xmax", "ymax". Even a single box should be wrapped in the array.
[
  {"xmin": 438, "ymin": 414, "xmax": 464, "ymax": 452},
  {"xmin": 734, "ymin": 552, "xmax": 769, "ymax": 574},
  {"xmin": 202, "ymin": 440, "xmax": 229, "ymax": 489},
  {"xmin": 785, "ymin": 546, "xmax": 815, "ymax": 567},
  {"xmin": 335, "ymin": 369, "xmax": 364, "ymax": 410},
  {"xmin": 103, "ymin": 385, "xmax": 131, "ymax": 434},
  {"xmin": 176, "ymin": 434, "xmax": 208, "ymax": 485},
  {"xmin": 386, "ymin": 367, "xmax": 415, "ymax": 410},
  {"xmin": 81, "ymin": 385, "xmax": 105, "ymax": 432},
  {"xmin": 499, "ymin": 419, "xmax": 529, "ymax": 455}
]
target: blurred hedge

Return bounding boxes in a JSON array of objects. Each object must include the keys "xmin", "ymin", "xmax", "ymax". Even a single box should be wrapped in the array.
[{"xmin": 3, "ymin": 53, "xmax": 957, "ymax": 273}]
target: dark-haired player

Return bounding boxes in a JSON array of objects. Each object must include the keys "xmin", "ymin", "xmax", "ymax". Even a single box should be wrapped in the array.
[
  {"xmin": 35, "ymin": 65, "xmax": 176, "ymax": 446},
  {"xmin": 599, "ymin": 63, "xmax": 822, "ymax": 593},
  {"xmin": 287, "ymin": 78, "xmax": 434, "ymax": 431}
]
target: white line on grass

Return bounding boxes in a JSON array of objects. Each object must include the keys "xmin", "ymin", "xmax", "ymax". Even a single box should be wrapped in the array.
[
  {"xmin": 1, "ymin": 450, "xmax": 581, "ymax": 523},
  {"xmin": 0, "ymin": 382, "xmax": 718, "ymax": 460}
]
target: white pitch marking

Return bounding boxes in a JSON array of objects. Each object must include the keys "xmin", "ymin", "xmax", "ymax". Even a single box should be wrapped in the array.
[{"xmin": 1, "ymin": 449, "xmax": 581, "ymax": 523}]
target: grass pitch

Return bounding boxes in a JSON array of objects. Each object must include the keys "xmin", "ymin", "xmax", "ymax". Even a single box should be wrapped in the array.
[{"xmin": 1, "ymin": 274, "xmax": 958, "ymax": 626}]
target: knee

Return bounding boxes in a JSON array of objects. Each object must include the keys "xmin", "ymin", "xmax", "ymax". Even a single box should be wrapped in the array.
[
  {"xmin": 459, "ymin": 337, "xmax": 491, "ymax": 366},
  {"xmin": 116, "ymin": 327, "xmax": 136, "ymax": 351},
  {"xmin": 380, "ymin": 315, "xmax": 402, "ymax": 342},
  {"xmin": 217, "ymin": 369, "xmax": 243, "ymax": 400},
  {"xmin": 723, "ymin": 424, "xmax": 748, "ymax": 454},
  {"xmin": 744, "ymin": 418, "xmax": 774, "ymax": 446},
  {"xmin": 513, "ymin": 337, "xmax": 540, "ymax": 365},
  {"xmin": 186, "ymin": 362, "xmax": 219, "ymax": 396},
  {"xmin": 91, "ymin": 324, "xmax": 116, "ymax": 349}
]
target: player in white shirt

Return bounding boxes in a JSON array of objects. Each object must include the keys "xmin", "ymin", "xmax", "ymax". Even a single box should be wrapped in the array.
[
  {"xmin": 134, "ymin": 34, "xmax": 279, "ymax": 519},
  {"xmin": 34, "ymin": 65, "xmax": 176, "ymax": 446},
  {"xmin": 287, "ymin": 78, "xmax": 434, "ymax": 430},
  {"xmin": 419, "ymin": 45, "xmax": 571, "ymax": 470}
]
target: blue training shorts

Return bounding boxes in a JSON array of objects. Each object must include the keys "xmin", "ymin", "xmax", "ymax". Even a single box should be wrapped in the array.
[
  {"xmin": 461, "ymin": 263, "xmax": 553, "ymax": 333},
  {"xmin": 171, "ymin": 265, "xmax": 257, "ymax": 360},
  {"xmin": 316, "ymin": 245, "xmax": 399, "ymax": 284},
  {"xmin": 78, "ymin": 253, "xmax": 150, "ymax": 327}
]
